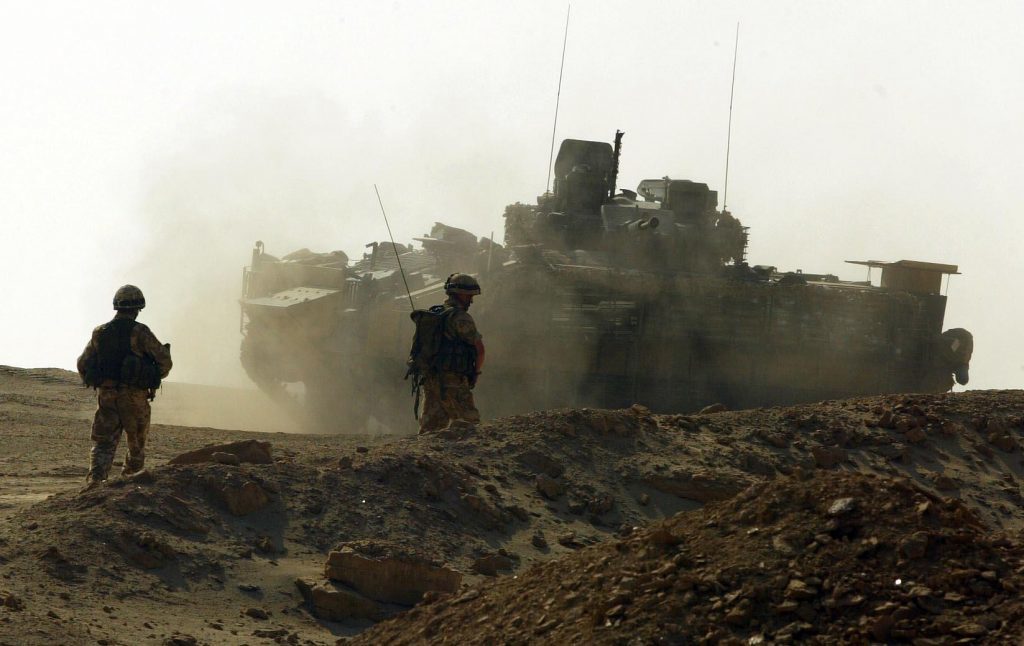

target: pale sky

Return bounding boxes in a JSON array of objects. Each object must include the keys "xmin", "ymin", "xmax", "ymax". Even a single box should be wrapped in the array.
[{"xmin": 2, "ymin": 0, "xmax": 1022, "ymax": 389}]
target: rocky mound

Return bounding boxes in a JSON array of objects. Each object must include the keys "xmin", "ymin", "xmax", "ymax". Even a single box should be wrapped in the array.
[
  {"xmin": 353, "ymin": 471, "xmax": 1024, "ymax": 645},
  {"xmin": 2, "ymin": 376, "xmax": 1024, "ymax": 644}
]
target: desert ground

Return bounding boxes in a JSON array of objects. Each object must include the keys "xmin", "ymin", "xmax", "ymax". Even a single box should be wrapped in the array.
[{"xmin": 1, "ymin": 365, "xmax": 1023, "ymax": 645}]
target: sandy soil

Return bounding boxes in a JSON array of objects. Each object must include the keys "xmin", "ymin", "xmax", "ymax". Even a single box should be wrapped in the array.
[{"xmin": 1, "ymin": 365, "xmax": 1022, "ymax": 645}]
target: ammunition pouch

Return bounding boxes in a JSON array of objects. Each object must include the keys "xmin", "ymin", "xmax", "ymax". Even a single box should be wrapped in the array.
[
  {"xmin": 81, "ymin": 355, "xmax": 101, "ymax": 388},
  {"xmin": 433, "ymin": 336, "xmax": 477, "ymax": 378}
]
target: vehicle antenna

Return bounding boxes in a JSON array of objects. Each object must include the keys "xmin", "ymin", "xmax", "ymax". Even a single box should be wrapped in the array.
[
  {"xmin": 487, "ymin": 231, "xmax": 495, "ymax": 273},
  {"xmin": 723, "ymin": 22, "xmax": 740, "ymax": 211},
  {"xmin": 545, "ymin": 3, "xmax": 571, "ymax": 194},
  {"xmin": 373, "ymin": 184, "xmax": 415, "ymax": 311}
]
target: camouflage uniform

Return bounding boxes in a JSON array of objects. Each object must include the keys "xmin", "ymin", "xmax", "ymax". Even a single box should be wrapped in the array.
[
  {"xmin": 419, "ymin": 298, "xmax": 481, "ymax": 433},
  {"xmin": 77, "ymin": 312, "xmax": 172, "ymax": 480}
]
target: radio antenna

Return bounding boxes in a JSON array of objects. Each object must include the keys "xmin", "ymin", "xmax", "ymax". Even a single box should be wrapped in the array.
[
  {"xmin": 723, "ymin": 22, "xmax": 740, "ymax": 211},
  {"xmin": 373, "ymin": 184, "xmax": 415, "ymax": 311},
  {"xmin": 545, "ymin": 3, "xmax": 571, "ymax": 194}
]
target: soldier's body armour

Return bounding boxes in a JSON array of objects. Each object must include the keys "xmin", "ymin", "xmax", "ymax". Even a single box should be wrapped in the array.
[
  {"xmin": 434, "ymin": 307, "xmax": 476, "ymax": 377},
  {"xmin": 96, "ymin": 319, "xmax": 136, "ymax": 382}
]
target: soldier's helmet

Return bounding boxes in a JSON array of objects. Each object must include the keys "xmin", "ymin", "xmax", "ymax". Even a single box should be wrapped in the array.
[
  {"xmin": 444, "ymin": 273, "xmax": 481, "ymax": 296},
  {"xmin": 113, "ymin": 284, "xmax": 146, "ymax": 311}
]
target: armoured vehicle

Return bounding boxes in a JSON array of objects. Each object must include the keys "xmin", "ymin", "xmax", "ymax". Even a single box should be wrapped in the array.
[{"xmin": 240, "ymin": 132, "xmax": 973, "ymax": 432}]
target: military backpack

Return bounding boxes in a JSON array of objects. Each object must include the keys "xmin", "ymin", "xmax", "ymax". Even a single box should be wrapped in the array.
[{"xmin": 407, "ymin": 305, "xmax": 456, "ymax": 375}]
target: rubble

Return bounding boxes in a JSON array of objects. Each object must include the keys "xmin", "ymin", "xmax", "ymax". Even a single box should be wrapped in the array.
[
  {"xmin": 168, "ymin": 439, "xmax": 273, "ymax": 465},
  {"xmin": 324, "ymin": 541, "xmax": 462, "ymax": 605},
  {"xmin": 294, "ymin": 578, "xmax": 382, "ymax": 621},
  {"xmin": 205, "ymin": 475, "xmax": 272, "ymax": 516},
  {"xmin": 4, "ymin": 366, "xmax": 1024, "ymax": 644},
  {"xmin": 353, "ymin": 471, "xmax": 1024, "ymax": 644}
]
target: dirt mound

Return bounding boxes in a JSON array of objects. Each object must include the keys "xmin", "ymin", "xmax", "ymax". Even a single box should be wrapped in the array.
[
  {"xmin": 3, "ymin": 368, "xmax": 1024, "ymax": 644},
  {"xmin": 354, "ymin": 471, "xmax": 1024, "ymax": 645}
]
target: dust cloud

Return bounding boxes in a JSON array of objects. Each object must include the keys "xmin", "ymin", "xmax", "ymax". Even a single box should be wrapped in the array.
[{"xmin": 127, "ymin": 91, "xmax": 534, "ymax": 432}]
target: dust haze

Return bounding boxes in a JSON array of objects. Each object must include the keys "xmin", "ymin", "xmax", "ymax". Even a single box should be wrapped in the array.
[
  {"xmin": 3, "ymin": 2, "xmax": 1022, "ymax": 434},
  {"xmin": 129, "ymin": 92, "xmax": 534, "ymax": 431}
]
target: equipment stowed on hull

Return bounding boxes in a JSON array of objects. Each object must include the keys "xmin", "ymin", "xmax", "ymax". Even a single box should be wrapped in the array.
[{"xmin": 239, "ymin": 132, "xmax": 973, "ymax": 432}]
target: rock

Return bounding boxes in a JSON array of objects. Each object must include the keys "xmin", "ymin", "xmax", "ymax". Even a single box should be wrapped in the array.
[
  {"xmin": 169, "ymin": 440, "xmax": 273, "ymax": 465},
  {"xmin": 630, "ymin": 403, "xmax": 651, "ymax": 416},
  {"xmin": 472, "ymin": 553, "xmax": 513, "ymax": 576},
  {"xmin": 644, "ymin": 469, "xmax": 750, "ymax": 503},
  {"xmin": 761, "ymin": 431, "xmax": 790, "ymax": 448},
  {"xmin": 724, "ymin": 601, "xmax": 751, "ymax": 626},
  {"xmin": 211, "ymin": 452, "xmax": 240, "ymax": 466},
  {"xmin": 811, "ymin": 446, "xmax": 846, "ymax": 468},
  {"xmin": 517, "ymin": 450, "xmax": 564, "ymax": 478},
  {"xmin": 557, "ymin": 532, "xmax": 584, "ymax": 549},
  {"xmin": 772, "ymin": 535, "xmax": 798, "ymax": 556},
  {"xmin": 827, "ymin": 497, "xmax": 857, "ymax": 516},
  {"xmin": 1, "ymin": 593, "xmax": 24, "ymax": 611},
  {"xmin": 531, "ymin": 532, "xmax": 548, "ymax": 549},
  {"xmin": 294, "ymin": 578, "xmax": 381, "ymax": 621},
  {"xmin": 535, "ymin": 474, "xmax": 565, "ymax": 500},
  {"xmin": 244, "ymin": 607, "xmax": 268, "ymax": 620},
  {"xmin": 988, "ymin": 430, "xmax": 1018, "ymax": 452},
  {"xmin": 774, "ymin": 600, "xmax": 799, "ymax": 614},
  {"xmin": 904, "ymin": 427, "xmax": 927, "ymax": 444},
  {"xmin": 210, "ymin": 479, "xmax": 271, "ymax": 516},
  {"xmin": 324, "ymin": 543, "xmax": 462, "ymax": 605},
  {"xmin": 256, "ymin": 536, "xmax": 276, "ymax": 554},
  {"xmin": 871, "ymin": 613, "xmax": 894, "ymax": 641},
  {"xmin": 638, "ymin": 492, "xmax": 650, "ymax": 506},
  {"xmin": 505, "ymin": 505, "xmax": 530, "ymax": 521},
  {"xmin": 420, "ymin": 590, "xmax": 451, "ymax": 605},
  {"xmin": 877, "ymin": 409, "xmax": 895, "ymax": 428},
  {"xmin": 253, "ymin": 628, "xmax": 289, "ymax": 639},
  {"xmin": 784, "ymin": 579, "xmax": 818, "ymax": 601},
  {"xmin": 117, "ymin": 528, "xmax": 176, "ymax": 569},
  {"xmin": 647, "ymin": 527, "xmax": 679, "ymax": 546},
  {"xmin": 453, "ymin": 589, "xmax": 480, "ymax": 604},
  {"xmin": 586, "ymin": 492, "xmax": 614, "ymax": 515},
  {"xmin": 899, "ymin": 531, "xmax": 929, "ymax": 559},
  {"xmin": 951, "ymin": 623, "xmax": 987, "ymax": 638},
  {"xmin": 459, "ymin": 493, "xmax": 506, "ymax": 529},
  {"xmin": 163, "ymin": 635, "xmax": 197, "ymax": 646},
  {"xmin": 699, "ymin": 403, "xmax": 728, "ymax": 414}
]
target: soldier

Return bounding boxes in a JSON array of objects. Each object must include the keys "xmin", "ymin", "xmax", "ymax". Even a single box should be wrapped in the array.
[
  {"xmin": 77, "ymin": 285, "xmax": 172, "ymax": 486},
  {"xmin": 419, "ymin": 273, "xmax": 486, "ymax": 433}
]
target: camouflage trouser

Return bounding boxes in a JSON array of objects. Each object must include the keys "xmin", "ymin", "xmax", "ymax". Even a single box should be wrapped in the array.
[
  {"xmin": 89, "ymin": 386, "xmax": 151, "ymax": 481},
  {"xmin": 419, "ymin": 372, "xmax": 479, "ymax": 434}
]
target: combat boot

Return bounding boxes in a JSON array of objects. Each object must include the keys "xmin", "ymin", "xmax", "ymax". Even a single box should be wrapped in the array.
[
  {"xmin": 121, "ymin": 456, "xmax": 145, "ymax": 477},
  {"xmin": 81, "ymin": 470, "xmax": 106, "ymax": 493}
]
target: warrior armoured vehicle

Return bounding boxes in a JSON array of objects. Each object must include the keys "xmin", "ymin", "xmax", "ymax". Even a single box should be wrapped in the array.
[{"xmin": 240, "ymin": 132, "xmax": 973, "ymax": 432}]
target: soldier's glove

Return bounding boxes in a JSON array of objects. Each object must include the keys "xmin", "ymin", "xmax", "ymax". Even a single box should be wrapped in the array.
[{"xmin": 469, "ymin": 371, "xmax": 481, "ymax": 389}]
